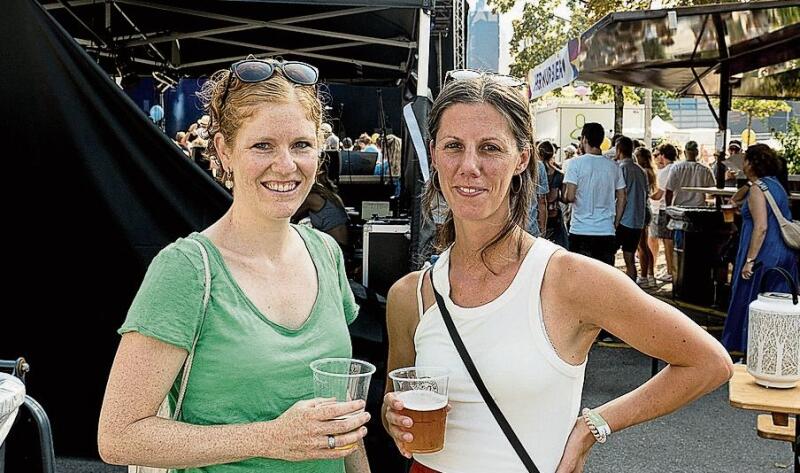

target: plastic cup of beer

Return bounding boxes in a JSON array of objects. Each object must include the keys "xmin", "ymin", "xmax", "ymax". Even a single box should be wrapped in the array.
[{"xmin": 388, "ymin": 367, "xmax": 449, "ymax": 454}]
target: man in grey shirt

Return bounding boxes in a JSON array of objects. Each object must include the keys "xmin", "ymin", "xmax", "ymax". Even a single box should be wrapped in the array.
[
  {"xmin": 615, "ymin": 136, "xmax": 649, "ymax": 280},
  {"xmin": 665, "ymin": 140, "xmax": 715, "ymax": 207}
]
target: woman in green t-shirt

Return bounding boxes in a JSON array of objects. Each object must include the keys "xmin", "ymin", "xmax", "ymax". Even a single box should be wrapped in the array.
[{"xmin": 98, "ymin": 59, "xmax": 371, "ymax": 473}]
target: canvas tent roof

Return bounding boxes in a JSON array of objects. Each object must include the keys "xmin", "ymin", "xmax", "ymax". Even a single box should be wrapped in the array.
[
  {"xmin": 41, "ymin": 0, "xmax": 427, "ymax": 85},
  {"xmin": 530, "ymin": 1, "xmax": 800, "ymax": 100}
]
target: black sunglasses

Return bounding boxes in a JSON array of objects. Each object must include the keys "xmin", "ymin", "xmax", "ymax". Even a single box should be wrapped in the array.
[{"xmin": 219, "ymin": 58, "xmax": 319, "ymax": 110}]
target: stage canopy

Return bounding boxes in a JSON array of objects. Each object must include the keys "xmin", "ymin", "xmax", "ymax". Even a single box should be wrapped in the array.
[
  {"xmin": 530, "ymin": 1, "xmax": 800, "ymax": 100},
  {"xmin": 41, "ymin": 0, "xmax": 428, "ymax": 85}
]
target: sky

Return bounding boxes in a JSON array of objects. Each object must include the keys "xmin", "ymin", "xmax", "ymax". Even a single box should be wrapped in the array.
[{"xmin": 466, "ymin": 0, "xmax": 571, "ymax": 75}]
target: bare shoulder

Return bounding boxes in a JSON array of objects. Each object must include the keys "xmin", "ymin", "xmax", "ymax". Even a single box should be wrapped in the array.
[
  {"xmin": 387, "ymin": 270, "xmax": 427, "ymax": 336},
  {"xmin": 543, "ymin": 249, "xmax": 616, "ymax": 293},
  {"xmin": 387, "ymin": 270, "xmax": 424, "ymax": 318},
  {"xmin": 748, "ymin": 183, "xmax": 765, "ymax": 200},
  {"xmin": 385, "ymin": 271, "xmax": 425, "ymax": 363},
  {"xmin": 542, "ymin": 249, "xmax": 645, "ymax": 328}
]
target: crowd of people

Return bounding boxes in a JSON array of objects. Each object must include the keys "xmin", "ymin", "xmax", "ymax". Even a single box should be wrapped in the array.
[
  {"xmin": 173, "ymin": 115, "xmax": 210, "ymax": 161},
  {"xmin": 530, "ymin": 127, "xmax": 797, "ymax": 350},
  {"xmin": 96, "ymin": 57, "xmax": 793, "ymax": 473},
  {"xmin": 322, "ymin": 126, "xmax": 403, "ymax": 181}
]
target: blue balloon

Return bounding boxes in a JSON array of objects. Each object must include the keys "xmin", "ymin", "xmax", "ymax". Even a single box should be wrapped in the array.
[{"xmin": 149, "ymin": 104, "xmax": 164, "ymax": 122}]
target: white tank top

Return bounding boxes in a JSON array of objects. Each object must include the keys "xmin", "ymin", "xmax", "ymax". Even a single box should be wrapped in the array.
[{"xmin": 413, "ymin": 239, "xmax": 587, "ymax": 473}]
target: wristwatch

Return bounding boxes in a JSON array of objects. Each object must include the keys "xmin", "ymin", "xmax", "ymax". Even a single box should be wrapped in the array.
[{"xmin": 745, "ymin": 258, "xmax": 757, "ymax": 264}]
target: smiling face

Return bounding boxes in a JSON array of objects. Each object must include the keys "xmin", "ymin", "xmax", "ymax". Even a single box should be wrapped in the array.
[
  {"xmin": 430, "ymin": 102, "xmax": 529, "ymax": 224},
  {"xmin": 215, "ymin": 100, "xmax": 319, "ymax": 221}
]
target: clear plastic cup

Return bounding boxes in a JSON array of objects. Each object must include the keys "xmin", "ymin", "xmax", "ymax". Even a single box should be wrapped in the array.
[
  {"xmin": 310, "ymin": 358, "xmax": 376, "ymax": 419},
  {"xmin": 389, "ymin": 367, "xmax": 449, "ymax": 454}
]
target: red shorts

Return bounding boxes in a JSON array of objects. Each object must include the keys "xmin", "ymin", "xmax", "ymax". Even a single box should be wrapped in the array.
[{"xmin": 410, "ymin": 461, "xmax": 441, "ymax": 473}]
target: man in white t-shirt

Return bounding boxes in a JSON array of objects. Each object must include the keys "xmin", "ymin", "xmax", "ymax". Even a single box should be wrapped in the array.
[
  {"xmin": 665, "ymin": 140, "xmax": 715, "ymax": 207},
  {"xmin": 563, "ymin": 123, "xmax": 627, "ymax": 266}
]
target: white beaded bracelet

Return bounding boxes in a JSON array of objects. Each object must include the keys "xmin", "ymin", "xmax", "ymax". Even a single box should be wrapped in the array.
[{"xmin": 581, "ymin": 407, "xmax": 612, "ymax": 444}]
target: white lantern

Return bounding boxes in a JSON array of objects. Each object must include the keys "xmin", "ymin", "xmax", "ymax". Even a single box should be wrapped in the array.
[{"xmin": 747, "ymin": 268, "xmax": 800, "ymax": 388}]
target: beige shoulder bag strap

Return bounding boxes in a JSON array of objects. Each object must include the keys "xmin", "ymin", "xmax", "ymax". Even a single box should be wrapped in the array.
[
  {"xmin": 757, "ymin": 180, "xmax": 800, "ymax": 250},
  {"xmin": 129, "ymin": 237, "xmax": 212, "ymax": 473}
]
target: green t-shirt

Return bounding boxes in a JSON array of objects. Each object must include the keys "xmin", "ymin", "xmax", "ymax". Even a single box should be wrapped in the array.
[{"xmin": 119, "ymin": 225, "xmax": 358, "ymax": 473}]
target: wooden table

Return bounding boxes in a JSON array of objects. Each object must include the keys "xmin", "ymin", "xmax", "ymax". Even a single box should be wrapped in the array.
[{"xmin": 728, "ymin": 364, "xmax": 799, "ymax": 471}]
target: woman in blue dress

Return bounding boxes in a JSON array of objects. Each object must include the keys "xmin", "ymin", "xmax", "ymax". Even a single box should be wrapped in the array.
[{"xmin": 722, "ymin": 144, "xmax": 799, "ymax": 353}]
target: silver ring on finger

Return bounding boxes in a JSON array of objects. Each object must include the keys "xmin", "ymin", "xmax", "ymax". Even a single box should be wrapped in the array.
[{"xmin": 327, "ymin": 434, "xmax": 336, "ymax": 449}]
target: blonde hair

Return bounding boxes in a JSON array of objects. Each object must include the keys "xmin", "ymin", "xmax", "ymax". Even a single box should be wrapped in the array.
[
  {"xmin": 358, "ymin": 133, "xmax": 372, "ymax": 147},
  {"xmin": 197, "ymin": 66, "xmax": 325, "ymax": 183},
  {"xmin": 423, "ymin": 74, "xmax": 535, "ymax": 271},
  {"xmin": 634, "ymin": 147, "xmax": 657, "ymax": 193}
]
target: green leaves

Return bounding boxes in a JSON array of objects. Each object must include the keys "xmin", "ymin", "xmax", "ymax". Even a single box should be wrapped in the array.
[
  {"xmin": 775, "ymin": 119, "xmax": 800, "ymax": 175},
  {"xmin": 498, "ymin": 0, "xmax": 745, "ymax": 86},
  {"xmin": 502, "ymin": 0, "xmax": 578, "ymax": 77},
  {"xmin": 732, "ymin": 99, "xmax": 792, "ymax": 120}
]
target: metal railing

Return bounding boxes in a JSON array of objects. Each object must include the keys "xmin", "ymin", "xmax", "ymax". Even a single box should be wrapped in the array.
[{"xmin": 0, "ymin": 358, "xmax": 56, "ymax": 473}]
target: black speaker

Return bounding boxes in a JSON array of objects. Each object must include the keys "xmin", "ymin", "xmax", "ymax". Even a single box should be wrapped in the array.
[{"xmin": 362, "ymin": 221, "xmax": 411, "ymax": 297}]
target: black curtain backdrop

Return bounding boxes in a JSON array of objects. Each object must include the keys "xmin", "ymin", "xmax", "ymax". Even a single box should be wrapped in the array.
[{"xmin": 1, "ymin": 0, "xmax": 231, "ymax": 462}]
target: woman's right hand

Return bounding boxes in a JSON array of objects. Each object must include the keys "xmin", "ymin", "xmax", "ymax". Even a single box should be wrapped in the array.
[
  {"xmin": 383, "ymin": 392, "xmax": 414, "ymax": 459},
  {"xmin": 266, "ymin": 398, "xmax": 370, "ymax": 461}
]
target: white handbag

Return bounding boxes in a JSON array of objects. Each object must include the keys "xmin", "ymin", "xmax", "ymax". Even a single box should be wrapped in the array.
[
  {"xmin": 129, "ymin": 237, "xmax": 211, "ymax": 473},
  {"xmin": 757, "ymin": 180, "xmax": 800, "ymax": 250}
]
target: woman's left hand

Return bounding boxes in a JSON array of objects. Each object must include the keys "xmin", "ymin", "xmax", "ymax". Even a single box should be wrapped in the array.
[
  {"xmin": 555, "ymin": 418, "xmax": 596, "ymax": 473},
  {"xmin": 741, "ymin": 261, "xmax": 756, "ymax": 280}
]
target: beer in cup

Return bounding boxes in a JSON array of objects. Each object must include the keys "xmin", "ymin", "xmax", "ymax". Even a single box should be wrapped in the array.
[{"xmin": 389, "ymin": 367, "xmax": 449, "ymax": 454}]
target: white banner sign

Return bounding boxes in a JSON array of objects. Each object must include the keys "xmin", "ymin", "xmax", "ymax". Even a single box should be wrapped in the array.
[{"xmin": 529, "ymin": 45, "xmax": 577, "ymax": 99}]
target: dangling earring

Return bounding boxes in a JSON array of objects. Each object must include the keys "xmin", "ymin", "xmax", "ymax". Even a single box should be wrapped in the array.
[
  {"xmin": 224, "ymin": 169, "xmax": 234, "ymax": 190},
  {"xmin": 431, "ymin": 172, "xmax": 442, "ymax": 192},
  {"xmin": 511, "ymin": 174, "xmax": 522, "ymax": 194}
]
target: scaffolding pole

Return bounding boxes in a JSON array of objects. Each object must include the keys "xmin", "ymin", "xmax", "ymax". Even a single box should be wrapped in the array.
[{"xmin": 453, "ymin": 0, "xmax": 465, "ymax": 70}]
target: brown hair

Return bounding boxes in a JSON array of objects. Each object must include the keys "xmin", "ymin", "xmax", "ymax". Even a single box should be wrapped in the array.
[
  {"xmin": 423, "ymin": 74, "xmax": 535, "ymax": 272},
  {"xmin": 537, "ymin": 141, "xmax": 555, "ymax": 162},
  {"xmin": 635, "ymin": 147, "xmax": 657, "ymax": 194},
  {"xmin": 312, "ymin": 162, "xmax": 345, "ymax": 209},
  {"xmin": 197, "ymin": 65, "xmax": 325, "ymax": 184},
  {"xmin": 657, "ymin": 143, "xmax": 678, "ymax": 162},
  {"xmin": 744, "ymin": 143, "xmax": 782, "ymax": 179}
]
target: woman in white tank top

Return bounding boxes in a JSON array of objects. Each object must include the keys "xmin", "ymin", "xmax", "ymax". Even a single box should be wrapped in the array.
[{"xmin": 381, "ymin": 74, "xmax": 734, "ymax": 473}]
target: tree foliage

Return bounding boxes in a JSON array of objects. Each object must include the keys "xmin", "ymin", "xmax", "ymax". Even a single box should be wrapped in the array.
[
  {"xmin": 731, "ymin": 99, "xmax": 792, "ymax": 122},
  {"xmin": 492, "ymin": 0, "xmax": 741, "ymax": 126},
  {"xmin": 775, "ymin": 118, "xmax": 800, "ymax": 175}
]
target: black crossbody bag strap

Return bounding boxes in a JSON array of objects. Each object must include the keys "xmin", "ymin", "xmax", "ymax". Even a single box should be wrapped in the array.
[{"xmin": 428, "ymin": 268, "xmax": 540, "ymax": 473}]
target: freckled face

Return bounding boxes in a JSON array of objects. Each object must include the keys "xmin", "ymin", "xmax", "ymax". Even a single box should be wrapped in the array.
[
  {"xmin": 218, "ymin": 101, "xmax": 319, "ymax": 220},
  {"xmin": 431, "ymin": 103, "xmax": 528, "ymax": 223}
]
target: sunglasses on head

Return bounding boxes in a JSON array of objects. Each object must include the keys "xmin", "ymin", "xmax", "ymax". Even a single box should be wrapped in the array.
[
  {"xmin": 219, "ymin": 58, "xmax": 319, "ymax": 110},
  {"xmin": 445, "ymin": 69, "xmax": 526, "ymax": 88}
]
